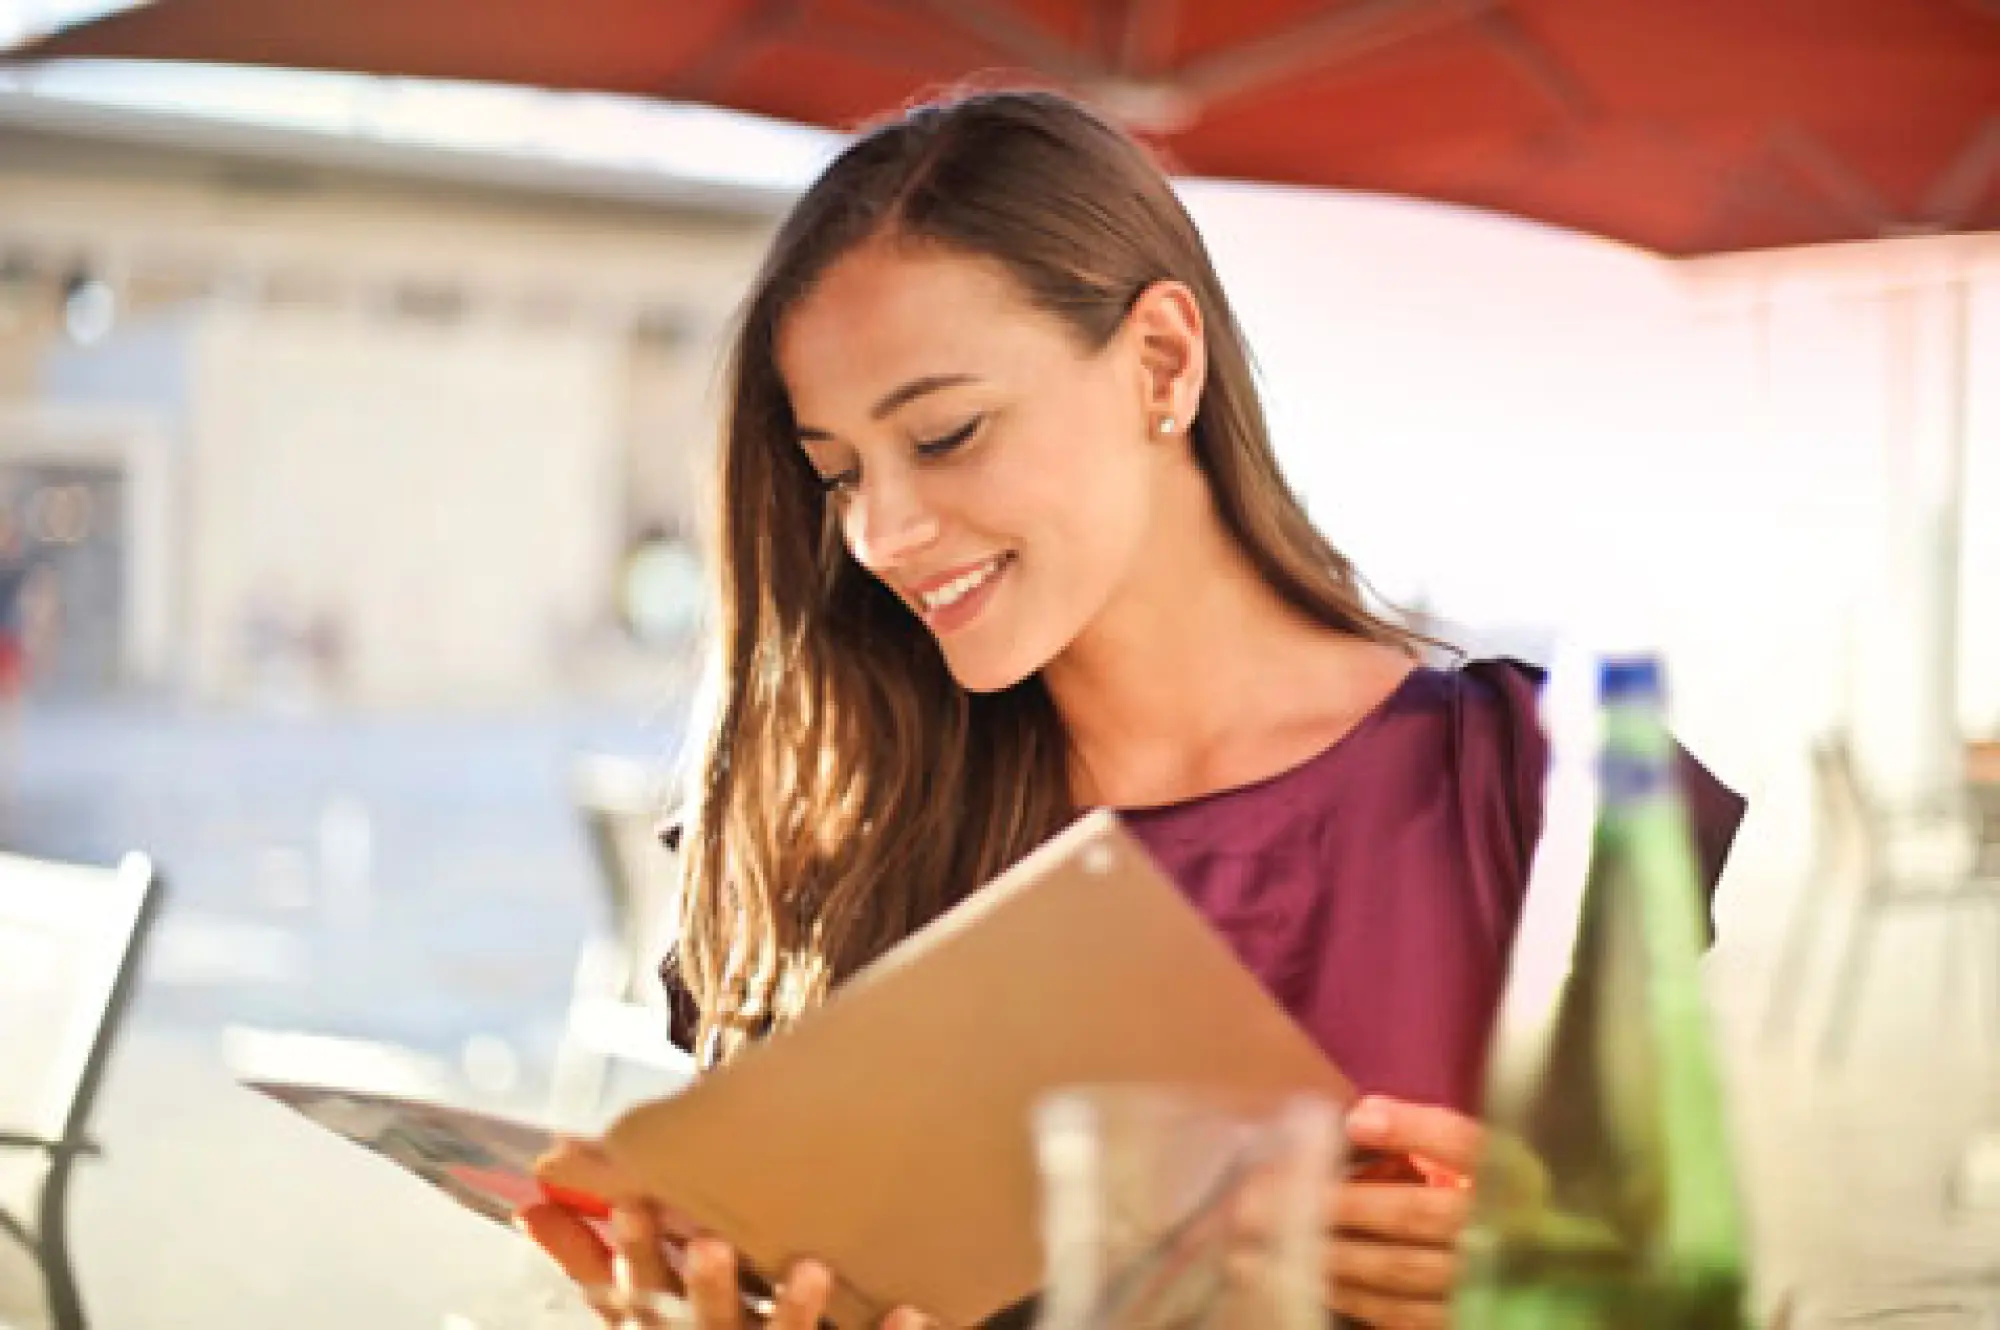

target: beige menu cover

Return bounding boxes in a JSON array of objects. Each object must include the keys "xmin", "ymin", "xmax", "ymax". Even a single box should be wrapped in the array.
[{"xmin": 558, "ymin": 809, "xmax": 1352, "ymax": 1329}]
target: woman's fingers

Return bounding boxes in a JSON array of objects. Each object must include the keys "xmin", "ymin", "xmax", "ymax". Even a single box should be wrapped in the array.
[
  {"xmin": 1329, "ymin": 1232, "xmax": 1460, "ymax": 1300},
  {"xmin": 1324, "ymin": 1106, "xmax": 1476, "ymax": 1328},
  {"xmin": 1332, "ymin": 1180, "xmax": 1472, "ymax": 1246},
  {"xmin": 534, "ymin": 1136, "xmax": 634, "ymax": 1202},
  {"xmin": 768, "ymin": 1259, "xmax": 833, "ymax": 1330},
  {"xmin": 515, "ymin": 1201, "xmax": 615, "ymax": 1288},
  {"xmin": 526, "ymin": 1156, "xmax": 879, "ymax": 1330},
  {"xmin": 611, "ymin": 1203, "xmax": 673, "ymax": 1294},
  {"xmin": 1327, "ymin": 1282, "xmax": 1452, "ymax": 1330},
  {"xmin": 684, "ymin": 1238, "xmax": 745, "ymax": 1330},
  {"xmin": 1344, "ymin": 1098, "xmax": 1484, "ymax": 1177}
]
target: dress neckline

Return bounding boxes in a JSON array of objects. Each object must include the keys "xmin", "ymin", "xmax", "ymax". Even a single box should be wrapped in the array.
[{"xmin": 1110, "ymin": 664, "xmax": 1437, "ymax": 820}]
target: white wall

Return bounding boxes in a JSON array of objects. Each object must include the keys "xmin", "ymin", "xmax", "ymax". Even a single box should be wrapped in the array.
[{"xmin": 183, "ymin": 305, "xmax": 627, "ymax": 706}]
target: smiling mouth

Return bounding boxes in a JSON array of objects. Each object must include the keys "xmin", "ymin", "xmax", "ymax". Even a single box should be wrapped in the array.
[{"xmin": 916, "ymin": 553, "xmax": 1012, "ymax": 615}]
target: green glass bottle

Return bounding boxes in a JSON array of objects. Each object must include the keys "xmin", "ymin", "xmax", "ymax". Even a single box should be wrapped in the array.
[{"xmin": 1453, "ymin": 655, "xmax": 1752, "ymax": 1329}]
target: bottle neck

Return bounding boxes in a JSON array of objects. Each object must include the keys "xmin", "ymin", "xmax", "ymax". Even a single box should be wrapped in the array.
[{"xmin": 1600, "ymin": 689, "xmax": 1675, "ymax": 809}]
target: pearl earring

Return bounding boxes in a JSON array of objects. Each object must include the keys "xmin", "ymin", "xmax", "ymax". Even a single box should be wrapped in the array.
[{"xmin": 1154, "ymin": 415, "xmax": 1175, "ymax": 437}]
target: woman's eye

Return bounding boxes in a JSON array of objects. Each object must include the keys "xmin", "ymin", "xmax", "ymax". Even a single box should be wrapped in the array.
[
  {"xmin": 916, "ymin": 416, "xmax": 981, "ymax": 459},
  {"xmin": 818, "ymin": 467, "xmax": 859, "ymax": 495}
]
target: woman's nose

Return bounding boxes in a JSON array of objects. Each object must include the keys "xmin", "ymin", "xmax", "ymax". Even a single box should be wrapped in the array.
[{"xmin": 844, "ymin": 477, "xmax": 940, "ymax": 572}]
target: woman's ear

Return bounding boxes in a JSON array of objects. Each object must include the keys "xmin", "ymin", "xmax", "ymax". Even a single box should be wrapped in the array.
[{"xmin": 1126, "ymin": 280, "xmax": 1207, "ymax": 434}]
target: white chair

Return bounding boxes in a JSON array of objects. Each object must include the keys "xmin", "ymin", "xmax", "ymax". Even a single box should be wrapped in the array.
[
  {"xmin": 0, "ymin": 851, "xmax": 163, "ymax": 1330},
  {"xmin": 1764, "ymin": 738, "xmax": 2000, "ymax": 1064},
  {"xmin": 549, "ymin": 756, "xmax": 693, "ymax": 1128}
]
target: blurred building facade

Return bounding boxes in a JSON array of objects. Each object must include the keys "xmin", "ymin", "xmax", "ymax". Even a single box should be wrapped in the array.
[{"xmin": 0, "ymin": 95, "xmax": 775, "ymax": 708}]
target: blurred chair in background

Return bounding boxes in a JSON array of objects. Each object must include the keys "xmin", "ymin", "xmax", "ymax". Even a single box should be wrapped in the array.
[
  {"xmin": 0, "ymin": 851, "xmax": 162, "ymax": 1330},
  {"xmin": 550, "ymin": 754, "xmax": 693, "ymax": 1127},
  {"xmin": 1764, "ymin": 737, "xmax": 2000, "ymax": 1066},
  {"xmin": 1969, "ymin": 739, "xmax": 2000, "ymax": 876}
]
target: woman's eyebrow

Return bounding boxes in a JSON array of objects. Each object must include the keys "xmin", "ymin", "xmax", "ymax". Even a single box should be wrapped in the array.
[
  {"xmin": 870, "ymin": 372, "xmax": 978, "ymax": 419},
  {"xmin": 796, "ymin": 373, "xmax": 979, "ymax": 441}
]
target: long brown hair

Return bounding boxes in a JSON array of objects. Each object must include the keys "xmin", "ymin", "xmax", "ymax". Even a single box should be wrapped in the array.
[{"xmin": 675, "ymin": 88, "xmax": 1424, "ymax": 1067}]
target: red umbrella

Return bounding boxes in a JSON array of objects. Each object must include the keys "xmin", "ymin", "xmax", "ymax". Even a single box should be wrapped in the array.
[{"xmin": 12, "ymin": 0, "xmax": 1999, "ymax": 258}]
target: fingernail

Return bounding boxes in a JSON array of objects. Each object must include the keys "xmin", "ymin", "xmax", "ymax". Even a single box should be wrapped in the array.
[
  {"xmin": 610, "ymin": 1207, "xmax": 651, "ymax": 1245},
  {"xmin": 785, "ymin": 1261, "xmax": 829, "ymax": 1302},
  {"xmin": 684, "ymin": 1239, "xmax": 711, "ymax": 1272},
  {"xmin": 1347, "ymin": 1098, "xmax": 1389, "ymax": 1135},
  {"xmin": 687, "ymin": 1238, "xmax": 728, "ymax": 1277}
]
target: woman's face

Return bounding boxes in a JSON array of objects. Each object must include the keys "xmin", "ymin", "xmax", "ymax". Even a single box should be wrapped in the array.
[{"xmin": 778, "ymin": 241, "xmax": 1181, "ymax": 693}]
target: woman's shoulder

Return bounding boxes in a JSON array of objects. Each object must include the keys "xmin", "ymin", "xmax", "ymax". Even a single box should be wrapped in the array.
[
  {"xmin": 1398, "ymin": 654, "xmax": 1746, "ymax": 926},
  {"xmin": 1361, "ymin": 655, "xmax": 1551, "ymax": 808},
  {"xmin": 1396, "ymin": 653, "xmax": 1544, "ymax": 718},
  {"xmin": 1384, "ymin": 656, "xmax": 1553, "ymax": 878}
]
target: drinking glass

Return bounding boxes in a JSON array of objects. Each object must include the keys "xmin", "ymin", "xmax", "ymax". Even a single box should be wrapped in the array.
[{"xmin": 1031, "ymin": 1086, "xmax": 1341, "ymax": 1330}]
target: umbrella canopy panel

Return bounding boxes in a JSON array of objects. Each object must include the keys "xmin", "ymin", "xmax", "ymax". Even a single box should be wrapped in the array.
[{"xmin": 17, "ymin": 0, "xmax": 2000, "ymax": 257}]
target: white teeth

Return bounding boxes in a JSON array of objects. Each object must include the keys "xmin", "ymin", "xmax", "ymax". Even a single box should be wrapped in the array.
[{"xmin": 920, "ymin": 555, "xmax": 1006, "ymax": 613}]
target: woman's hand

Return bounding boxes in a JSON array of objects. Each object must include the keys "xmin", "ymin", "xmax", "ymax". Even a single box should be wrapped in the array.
[
  {"xmin": 517, "ymin": 1139, "xmax": 934, "ymax": 1330},
  {"xmin": 1326, "ymin": 1095, "xmax": 1483, "ymax": 1329}
]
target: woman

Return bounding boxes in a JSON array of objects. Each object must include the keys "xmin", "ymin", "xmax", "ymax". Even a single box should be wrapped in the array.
[{"xmin": 521, "ymin": 88, "xmax": 1744, "ymax": 1329}]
